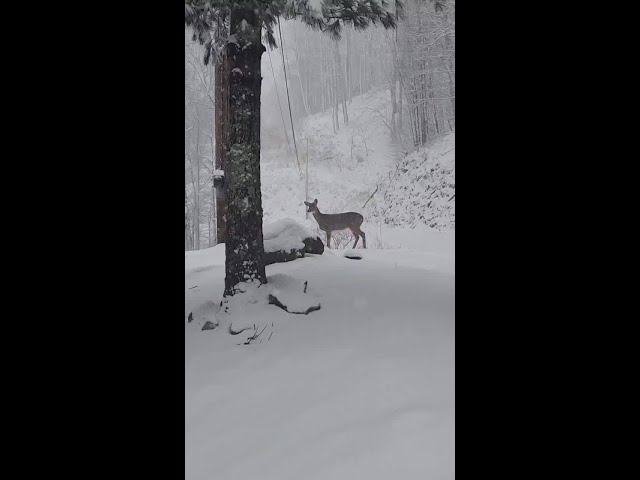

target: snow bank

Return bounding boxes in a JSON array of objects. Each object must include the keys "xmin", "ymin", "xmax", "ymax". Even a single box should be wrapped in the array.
[
  {"xmin": 263, "ymin": 218, "xmax": 314, "ymax": 253},
  {"xmin": 270, "ymin": 281, "xmax": 320, "ymax": 313},
  {"xmin": 186, "ymin": 300, "xmax": 218, "ymax": 330},
  {"xmin": 185, "ymin": 244, "xmax": 225, "ymax": 274}
]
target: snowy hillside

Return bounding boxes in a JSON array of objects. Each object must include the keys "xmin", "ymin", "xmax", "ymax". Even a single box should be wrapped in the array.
[
  {"xmin": 365, "ymin": 132, "xmax": 455, "ymax": 230},
  {"xmin": 260, "ymin": 89, "xmax": 455, "ymax": 243},
  {"xmin": 260, "ymin": 90, "xmax": 394, "ymax": 228},
  {"xmin": 185, "ymin": 231, "xmax": 455, "ymax": 480}
]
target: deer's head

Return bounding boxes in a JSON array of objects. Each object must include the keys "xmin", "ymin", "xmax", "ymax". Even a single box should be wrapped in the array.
[{"xmin": 304, "ymin": 199, "xmax": 319, "ymax": 213}]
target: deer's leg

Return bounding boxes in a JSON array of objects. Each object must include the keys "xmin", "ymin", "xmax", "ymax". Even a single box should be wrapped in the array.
[
  {"xmin": 326, "ymin": 230, "xmax": 332, "ymax": 249},
  {"xmin": 352, "ymin": 226, "xmax": 366, "ymax": 249},
  {"xmin": 350, "ymin": 228, "xmax": 360, "ymax": 248}
]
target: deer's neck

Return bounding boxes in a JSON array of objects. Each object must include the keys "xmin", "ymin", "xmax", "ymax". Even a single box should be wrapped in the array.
[{"xmin": 312, "ymin": 210, "xmax": 326, "ymax": 225}]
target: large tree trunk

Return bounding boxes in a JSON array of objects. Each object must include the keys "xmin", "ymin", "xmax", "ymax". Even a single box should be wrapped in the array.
[
  {"xmin": 224, "ymin": 7, "xmax": 267, "ymax": 296},
  {"xmin": 214, "ymin": 18, "xmax": 229, "ymax": 244}
]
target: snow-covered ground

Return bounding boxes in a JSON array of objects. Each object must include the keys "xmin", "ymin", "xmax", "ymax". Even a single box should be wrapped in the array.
[
  {"xmin": 186, "ymin": 86, "xmax": 455, "ymax": 479},
  {"xmin": 185, "ymin": 229, "xmax": 455, "ymax": 480}
]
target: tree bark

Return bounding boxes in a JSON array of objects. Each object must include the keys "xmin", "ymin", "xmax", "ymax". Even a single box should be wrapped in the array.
[
  {"xmin": 224, "ymin": 6, "xmax": 267, "ymax": 296},
  {"xmin": 214, "ymin": 21, "xmax": 229, "ymax": 244}
]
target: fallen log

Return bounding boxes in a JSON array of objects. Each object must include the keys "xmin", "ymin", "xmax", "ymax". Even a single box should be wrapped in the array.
[{"xmin": 264, "ymin": 236, "xmax": 324, "ymax": 266}]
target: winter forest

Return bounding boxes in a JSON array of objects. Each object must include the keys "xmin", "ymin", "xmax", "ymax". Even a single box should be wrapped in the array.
[{"xmin": 185, "ymin": 1, "xmax": 454, "ymax": 478}]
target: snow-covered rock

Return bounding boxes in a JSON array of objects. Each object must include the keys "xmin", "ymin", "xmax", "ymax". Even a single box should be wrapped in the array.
[{"xmin": 263, "ymin": 218, "xmax": 314, "ymax": 254}]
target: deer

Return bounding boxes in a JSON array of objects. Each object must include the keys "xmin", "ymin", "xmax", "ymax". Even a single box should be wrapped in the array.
[{"xmin": 304, "ymin": 199, "xmax": 366, "ymax": 249}]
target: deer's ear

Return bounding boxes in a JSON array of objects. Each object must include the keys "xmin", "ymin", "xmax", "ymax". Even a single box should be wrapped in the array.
[
  {"xmin": 314, "ymin": 198, "xmax": 318, "ymax": 204},
  {"xmin": 303, "ymin": 201, "xmax": 309, "ymax": 206}
]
